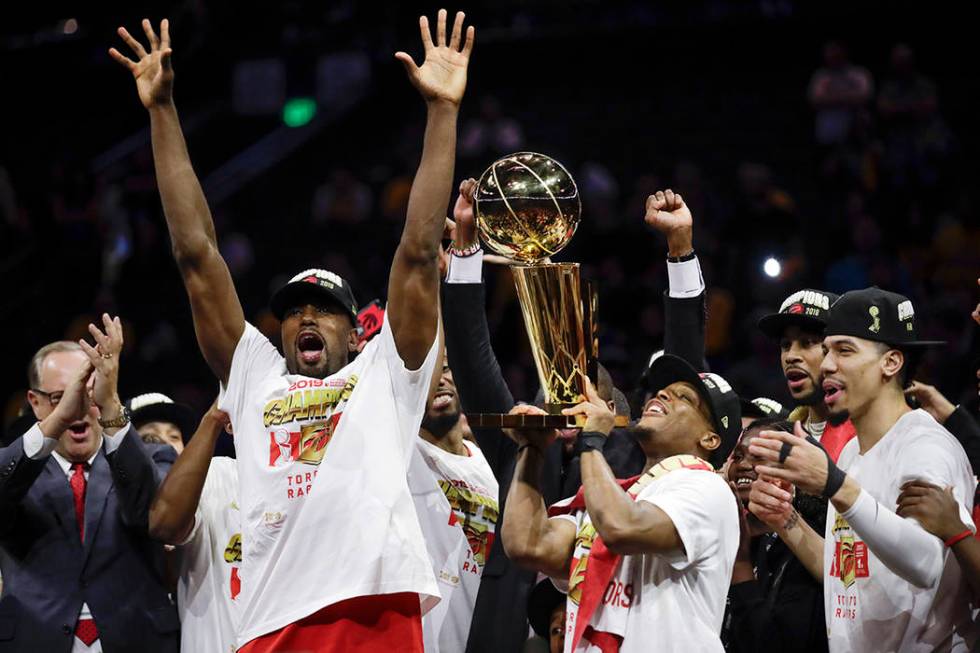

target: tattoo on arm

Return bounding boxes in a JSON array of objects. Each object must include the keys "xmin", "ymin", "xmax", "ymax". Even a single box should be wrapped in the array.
[{"xmin": 783, "ymin": 510, "xmax": 800, "ymax": 531}]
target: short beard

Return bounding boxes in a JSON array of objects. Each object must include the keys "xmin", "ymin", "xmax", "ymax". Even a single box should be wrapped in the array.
[
  {"xmin": 421, "ymin": 410, "xmax": 461, "ymax": 438},
  {"xmin": 797, "ymin": 384, "xmax": 824, "ymax": 407},
  {"xmin": 827, "ymin": 409, "xmax": 850, "ymax": 426}
]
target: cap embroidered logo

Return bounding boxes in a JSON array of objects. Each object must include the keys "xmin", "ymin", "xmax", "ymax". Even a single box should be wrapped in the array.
[{"xmin": 868, "ymin": 306, "xmax": 880, "ymax": 334}]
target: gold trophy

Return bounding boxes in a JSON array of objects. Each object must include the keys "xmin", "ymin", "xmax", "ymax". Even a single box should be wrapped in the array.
[{"xmin": 467, "ymin": 152, "xmax": 623, "ymax": 429}]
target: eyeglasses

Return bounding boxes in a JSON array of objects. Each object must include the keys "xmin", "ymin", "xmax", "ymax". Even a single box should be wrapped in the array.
[{"xmin": 31, "ymin": 388, "xmax": 64, "ymax": 407}]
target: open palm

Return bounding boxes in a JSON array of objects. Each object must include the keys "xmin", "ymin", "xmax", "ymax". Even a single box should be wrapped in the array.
[
  {"xmin": 109, "ymin": 19, "xmax": 174, "ymax": 109},
  {"xmin": 396, "ymin": 10, "xmax": 474, "ymax": 106}
]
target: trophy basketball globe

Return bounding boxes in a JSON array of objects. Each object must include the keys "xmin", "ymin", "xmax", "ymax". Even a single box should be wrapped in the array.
[{"xmin": 468, "ymin": 152, "xmax": 625, "ymax": 429}]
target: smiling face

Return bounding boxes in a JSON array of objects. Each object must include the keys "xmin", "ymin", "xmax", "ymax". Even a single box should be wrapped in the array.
[
  {"xmin": 779, "ymin": 325, "xmax": 826, "ymax": 405},
  {"xmin": 280, "ymin": 302, "xmax": 358, "ymax": 378},
  {"xmin": 632, "ymin": 381, "xmax": 719, "ymax": 460},
  {"xmin": 26, "ymin": 350, "xmax": 102, "ymax": 463},
  {"xmin": 820, "ymin": 335, "xmax": 904, "ymax": 422},
  {"xmin": 421, "ymin": 361, "xmax": 462, "ymax": 438},
  {"xmin": 727, "ymin": 427, "xmax": 767, "ymax": 504}
]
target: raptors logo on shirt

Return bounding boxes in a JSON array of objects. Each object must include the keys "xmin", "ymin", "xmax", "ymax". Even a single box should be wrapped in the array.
[
  {"xmin": 263, "ymin": 376, "xmax": 358, "ymax": 468},
  {"xmin": 828, "ymin": 513, "xmax": 869, "ymax": 589}
]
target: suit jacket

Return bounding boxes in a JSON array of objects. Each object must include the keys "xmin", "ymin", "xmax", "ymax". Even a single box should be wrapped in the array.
[
  {"xmin": 0, "ymin": 429, "xmax": 179, "ymax": 653},
  {"xmin": 442, "ymin": 281, "xmax": 706, "ymax": 652}
]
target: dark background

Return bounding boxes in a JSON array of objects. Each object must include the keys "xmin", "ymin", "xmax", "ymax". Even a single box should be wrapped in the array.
[{"xmin": 3, "ymin": 0, "xmax": 978, "ymax": 433}]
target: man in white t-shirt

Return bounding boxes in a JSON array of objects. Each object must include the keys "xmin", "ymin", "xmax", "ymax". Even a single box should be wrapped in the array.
[
  {"xmin": 748, "ymin": 288, "xmax": 978, "ymax": 652},
  {"xmin": 149, "ymin": 405, "xmax": 240, "ymax": 653},
  {"xmin": 415, "ymin": 358, "xmax": 499, "ymax": 652},
  {"xmin": 111, "ymin": 10, "xmax": 476, "ymax": 652},
  {"xmin": 502, "ymin": 350, "xmax": 742, "ymax": 653}
]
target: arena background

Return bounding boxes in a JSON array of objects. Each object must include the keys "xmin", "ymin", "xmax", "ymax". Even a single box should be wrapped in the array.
[{"xmin": 3, "ymin": 0, "xmax": 978, "ymax": 439}]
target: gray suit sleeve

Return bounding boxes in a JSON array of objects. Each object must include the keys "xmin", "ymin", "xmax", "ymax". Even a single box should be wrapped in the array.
[{"xmin": 0, "ymin": 436, "xmax": 49, "ymax": 535}]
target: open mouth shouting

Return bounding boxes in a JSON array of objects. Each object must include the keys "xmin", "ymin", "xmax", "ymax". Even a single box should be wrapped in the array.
[
  {"xmin": 822, "ymin": 378, "xmax": 845, "ymax": 407},
  {"xmin": 67, "ymin": 421, "xmax": 91, "ymax": 443},
  {"xmin": 784, "ymin": 368, "xmax": 811, "ymax": 393},
  {"xmin": 297, "ymin": 331, "xmax": 325, "ymax": 366},
  {"xmin": 642, "ymin": 397, "xmax": 669, "ymax": 418}
]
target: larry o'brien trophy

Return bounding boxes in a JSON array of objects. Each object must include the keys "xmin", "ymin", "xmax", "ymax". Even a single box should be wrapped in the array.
[{"xmin": 467, "ymin": 152, "xmax": 628, "ymax": 430}]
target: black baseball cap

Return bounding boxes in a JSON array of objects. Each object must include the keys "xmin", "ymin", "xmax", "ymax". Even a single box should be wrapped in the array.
[
  {"xmin": 824, "ymin": 287, "xmax": 945, "ymax": 347},
  {"xmin": 270, "ymin": 268, "xmax": 358, "ymax": 323},
  {"xmin": 740, "ymin": 396, "xmax": 789, "ymax": 421},
  {"xmin": 527, "ymin": 578, "xmax": 566, "ymax": 640},
  {"xmin": 126, "ymin": 393, "xmax": 197, "ymax": 443},
  {"xmin": 758, "ymin": 289, "xmax": 839, "ymax": 339},
  {"xmin": 642, "ymin": 354, "xmax": 742, "ymax": 462}
]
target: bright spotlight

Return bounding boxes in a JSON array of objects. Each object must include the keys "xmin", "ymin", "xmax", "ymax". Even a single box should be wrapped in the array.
[{"xmin": 763, "ymin": 257, "xmax": 781, "ymax": 278}]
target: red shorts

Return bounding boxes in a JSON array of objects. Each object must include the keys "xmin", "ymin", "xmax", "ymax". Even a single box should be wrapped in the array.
[{"xmin": 239, "ymin": 592, "xmax": 422, "ymax": 653}]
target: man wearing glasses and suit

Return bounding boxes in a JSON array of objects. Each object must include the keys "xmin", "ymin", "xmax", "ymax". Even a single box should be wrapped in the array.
[{"xmin": 0, "ymin": 315, "xmax": 178, "ymax": 653}]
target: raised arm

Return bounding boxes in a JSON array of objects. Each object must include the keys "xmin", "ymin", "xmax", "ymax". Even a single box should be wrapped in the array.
[
  {"xmin": 110, "ymin": 19, "xmax": 244, "ymax": 384},
  {"xmin": 388, "ymin": 10, "xmax": 474, "ymax": 369},
  {"xmin": 149, "ymin": 404, "xmax": 229, "ymax": 544},
  {"xmin": 500, "ymin": 405, "xmax": 576, "ymax": 579},
  {"xmin": 645, "ymin": 189, "xmax": 707, "ymax": 371}
]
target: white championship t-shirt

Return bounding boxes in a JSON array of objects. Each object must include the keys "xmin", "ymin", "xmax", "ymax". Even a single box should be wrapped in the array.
[
  {"xmin": 219, "ymin": 314, "xmax": 440, "ymax": 647},
  {"xmin": 824, "ymin": 409, "xmax": 978, "ymax": 652},
  {"xmin": 551, "ymin": 468, "xmax": 738, "ymax": 653},
  {"xmin": 177, "ymin": 456, "xmax": 241, "ymax": 653},
  {"xmin": 417, "ymin": 438, "xmax": 499, "ymax": 652}
]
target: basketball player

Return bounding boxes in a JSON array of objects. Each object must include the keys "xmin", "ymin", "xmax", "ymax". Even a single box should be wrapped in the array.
[
  {"xmin": 111, "ymin": 10, "xmax": 475, "ymax": 651},
  {"xmin": 748, "ymin": 289, "xmax": 977, "ymax": 652}
]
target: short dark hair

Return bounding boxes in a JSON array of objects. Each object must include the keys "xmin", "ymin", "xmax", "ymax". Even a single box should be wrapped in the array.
[
  {"xmin": 874, "ymin": 342, "xmax": 920, "ymax": 389},
  {"xmin": 744, "ymin": 417, "xmax": 794, "ymax": 434}
]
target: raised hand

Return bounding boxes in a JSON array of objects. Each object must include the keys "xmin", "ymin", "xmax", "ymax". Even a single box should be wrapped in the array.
[
  {"xmin": 561, "ymin": 377, "xmax": 615, "ymax": 435},
  {"xmin": 644, "ymin": 189, "xmax": 693, "ymax": 257},
  {"xmin": 395, "ymin": 10, "xmax": 475, "ymax": 106},
  {"xmin": 79, "ymin": 314, "xmax": 125, "ymax": 420},
  {"xmin": 109, "ymin": 19, "xmax": 174, "ymax": 109},
  {"xmin": 451, "ymin": 178, "xmax": 479, "ymax": 249},
  {"xmin": 503, "ymin": 404, "xmax": 558, "ymax": 452},
  {"xmin": 49, "ymin": 359, "xmax": 96, "ymax": 432}
]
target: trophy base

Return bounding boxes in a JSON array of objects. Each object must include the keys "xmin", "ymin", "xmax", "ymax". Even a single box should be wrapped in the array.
[{"xmin": 467, "ymin": 413, "xmax": 630, "ymax": 430}]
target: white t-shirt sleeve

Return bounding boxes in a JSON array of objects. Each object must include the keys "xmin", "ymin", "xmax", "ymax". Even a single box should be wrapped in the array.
[
  {"xmin": 638, "ymin": 469, "xmax": 735, "ymax": 570},
  {"xmin": 895, "ymin": 426, "xmax": 975, "ymax": 530},
  {"xmin": 218, "ymin": 322, "xmax": 285, "ymax": 421},
  {"xmin": 373, "ymin": 307, "xmax": 441, "ymax": 428}
]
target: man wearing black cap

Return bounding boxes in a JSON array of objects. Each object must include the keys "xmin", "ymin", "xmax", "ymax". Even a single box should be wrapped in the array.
[
  {"xmin": 758, "ymin": 289, "xmax": 855, "ymax": 461},
  {"xmin": 112, "ymin": 10, "xmax": 475, "ymax": 651},
  {"xmin": 128, "ymin": 392, "xmax": 196, "ymax": 455},
  {"xmin": 748, "ymin": 288, "xmax": 977, "ymax": 652},
  {"xmin": 502, "ymin": 356, "xmax": 741, "ymax": 652}
]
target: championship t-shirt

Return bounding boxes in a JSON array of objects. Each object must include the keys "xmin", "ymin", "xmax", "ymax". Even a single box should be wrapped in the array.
[
  {"xmin": 219, "ymin": 313, "xmax": 440, "ymax": 647},
  {"xmin": 551, "ymin": 468, "xmax": 739, "ymax": 653},
  {"xmin": 417, "ymin": 438, "xmax": 499, "ymax": 652},
  {"xmin": 824, "ymin": 409, "xmax": 978, "ymax": 652},
  {"xmin": 177, "ymin": 456, "xmax": 241, "ymax": 653}
]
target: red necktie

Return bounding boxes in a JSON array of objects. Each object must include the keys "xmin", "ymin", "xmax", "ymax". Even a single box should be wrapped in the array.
[
  {"xmin": 69, "ymin": 463, "xmax": 100, "ymax": 646},
  {"xmin": 70, "ymin": 463, "xmax": 87, "ymax": 541}
]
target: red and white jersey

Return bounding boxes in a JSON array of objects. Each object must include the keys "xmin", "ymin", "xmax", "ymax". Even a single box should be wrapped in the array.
[
  {"xmin": 824, "ymin": 410, "xmax": 977, "ymax": 652},
  {"xmin": 177, "ymin": 457, "xmax": 241, "ymax": 653},
  {"xmin": 416, "ymin": 438, "xmax": 499, "ymax": 652},
  {"xmin": 219, "ymin": 314, "xmax": 440, "ymax": 648}
]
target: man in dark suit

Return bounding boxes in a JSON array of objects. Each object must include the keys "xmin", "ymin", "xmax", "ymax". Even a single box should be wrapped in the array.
[
  {"xmin": 0, "ymin": 315, "xmax": 178, "ymax": 653},
  {"xmin": 442, "ymin": 183, "xmax": 710, "ymax": 651}
]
